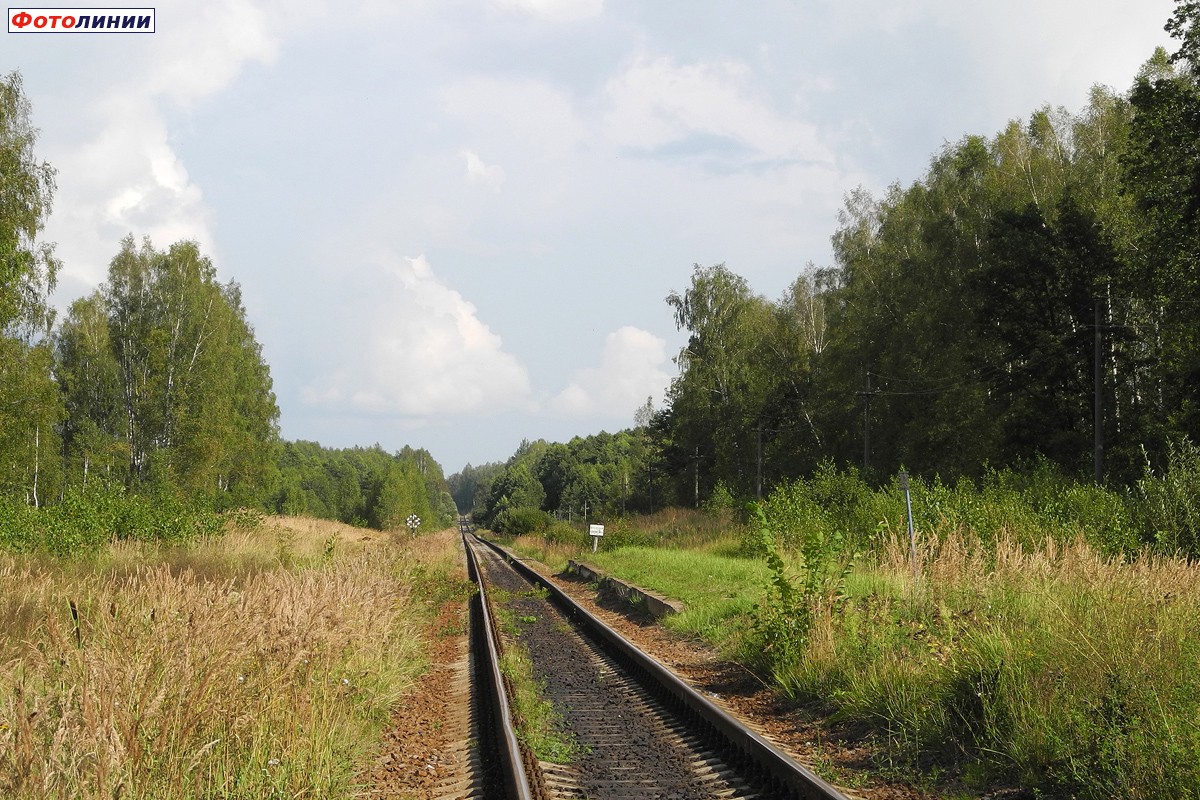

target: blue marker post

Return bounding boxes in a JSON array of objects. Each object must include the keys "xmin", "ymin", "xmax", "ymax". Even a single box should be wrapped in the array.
[{"xmin": 898, "ymin": 471, "xmax": 917, "ymax": 584}]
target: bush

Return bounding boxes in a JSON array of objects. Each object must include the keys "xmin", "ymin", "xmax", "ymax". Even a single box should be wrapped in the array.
[
  {"xmin": 0, "ymin": 496, "xmax": 40, "ymax": 552},
  {"xmin": 746, "ymin": 501, "xmax": 852, "ymax": 678},
  {"xmin": 544, "ymin": 521, "xmax": 586, "ymax": 547},
  {"xmin": 703, "ymin": 480, "xmax": 737, "ymax": 517},
  {"xmin": 0, "ymin": 485, "xmax": 224, "ymax": 556},
  {"xmin": 493, "ymin": 506, "xmax": 550, "ymax": 536},
  {"xmin": 1133, "ymin": 438, "xmax": 1200, "ymax": 558},
  {"xmin": 595, "ymin": 519, "xmax": 655, "ymax": 550},
  {"xmin": 762, "ymin": 463, "xmax": 900, "ymax": 553}
]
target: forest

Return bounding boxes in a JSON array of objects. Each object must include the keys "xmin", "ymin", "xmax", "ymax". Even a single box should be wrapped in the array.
[
  {"xmin": 6, "ymin": 4, "xmax": 1200, "ymax": 552},
  {"xmin": 0, "ymin": 72, "xmax": 453, "ymax": 548},
  {"xmin": 466, "ymin": 11, "xmax": 1200, "ymax": 555}
]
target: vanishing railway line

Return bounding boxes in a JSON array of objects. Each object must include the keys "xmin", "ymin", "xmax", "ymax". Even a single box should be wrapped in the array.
[{"xmin": 450, "ymin": 522, "xmax": 850, "ymax": 800}]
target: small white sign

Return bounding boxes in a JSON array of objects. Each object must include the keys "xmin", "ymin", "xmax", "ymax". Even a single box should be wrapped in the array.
[{"xmin": 589, "ymin": 524, "xmax": 604, "ymax": 537}]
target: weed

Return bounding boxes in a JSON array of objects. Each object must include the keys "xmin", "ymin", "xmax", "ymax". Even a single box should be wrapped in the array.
[
  {"xmin": 498, "ymin": 647, "xmax": 584, "ymax": 764},
  {"xmin": 746, "ymin": 499, "xmax": 853, "ymax": 678}
]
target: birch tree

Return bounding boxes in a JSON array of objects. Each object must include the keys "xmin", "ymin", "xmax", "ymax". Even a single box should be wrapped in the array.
[
  {"xmin": 72, "ymin": 236, "xmax": 280, "ymax": 505},
  {"xmin": 0, "ymin": 71, "xmax": 63, "ymax": 503}
]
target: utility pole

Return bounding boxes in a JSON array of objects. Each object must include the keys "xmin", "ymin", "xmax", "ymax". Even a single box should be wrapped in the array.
[
  {"xmin": 694, "ymin": 446, "xmax": 699, "ymax": 508},
  {"xmin": 755, "ymin": 425, "xmax": 763, "ymax": 500},
  {"xmin": 648, "ymin": 463, "xmax": 654, "ymax": 515},
  {"xmin": 856, "ymin": 370, "xmax": 877, "ymax": 476},
  {"xmin": 864, "ymin": 371, "xmax": 872, "ymax": 475}
]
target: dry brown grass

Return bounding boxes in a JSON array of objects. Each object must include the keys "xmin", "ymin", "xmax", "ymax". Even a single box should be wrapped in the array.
[
  {"xmin": 0, "ymin": 518, "xmax": 463, "ymax": 799},
  {"xmin": 876, "ymin": 527, "xmax": 1200, "ymax": 603}
]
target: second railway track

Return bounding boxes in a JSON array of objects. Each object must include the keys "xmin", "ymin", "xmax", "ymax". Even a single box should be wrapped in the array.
[{"xmin": 462, "ymin": 530, "xmax": 850, "ymax": 800}]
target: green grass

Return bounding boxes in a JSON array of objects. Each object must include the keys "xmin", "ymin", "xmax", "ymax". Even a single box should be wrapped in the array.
[
  {"xmin": 584, "ymin": 546, "xmax": 768, "ymax": 649},
  {"xmin": 498, "ymin": 648, "xmax": 585, "ymax": 764}
]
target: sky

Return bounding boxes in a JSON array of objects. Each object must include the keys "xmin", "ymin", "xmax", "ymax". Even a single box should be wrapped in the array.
[{"xmin": 3, "ymin": 0, "xmax": 1180, "ymax": 475}]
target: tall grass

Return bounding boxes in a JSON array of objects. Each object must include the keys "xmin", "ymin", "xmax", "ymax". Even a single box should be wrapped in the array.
[
  {"xmin": 0, "ymin": 518, "xmax": 465, "ymax": 799},
  {"xmin": 508, "ymin": 455, "xmax": 1200, "ymax": 798},
  {"xmin": 746, "ymin": 460, "xmax": 1200, "ymax": 798},
  {"xmin": 774, "ymin": 531, "xmax": 1200, "ymax": 797}
]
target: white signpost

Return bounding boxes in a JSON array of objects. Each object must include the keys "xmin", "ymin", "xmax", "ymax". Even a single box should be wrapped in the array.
[{"xmin": 589, "ymin": 523, "xmax": 604, "ymax": 553}]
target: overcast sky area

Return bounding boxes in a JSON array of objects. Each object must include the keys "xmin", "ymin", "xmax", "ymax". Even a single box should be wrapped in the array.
[{"xmin": 3, "ymin": 0, "xmax": 1179, "ymax": 474}]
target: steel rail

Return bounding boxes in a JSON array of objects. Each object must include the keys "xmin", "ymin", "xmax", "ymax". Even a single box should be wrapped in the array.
[
  {"xmin": 462, "ymin": 531, "xmax": 535, "ymax": 800},
  {"xmin": 470, "ymin": 533, "xmax": 850, "ymax": 800}
]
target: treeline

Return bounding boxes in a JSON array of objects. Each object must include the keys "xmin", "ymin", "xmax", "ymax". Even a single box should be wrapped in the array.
[
  {"xmin": 456, "ymin": 426, "xmax": 660, "ymax": 532},
  {"xmin": 466, "ymin": 7, "xmax": 1200, "ymax": 543},
  {"xmin": 656, "ymin": 39, "xmax": 1200, "ymax": 501},
  {"xmin": 271, "ymin": 441, "xmax": 457, "ymax": 530},
  {"xmin": 55, "ymin": 236, "xmax": 279, "ymax": 507},
  {"xmin": 0, "ymin": 71, "xmax": 452, "ymax": 544}
]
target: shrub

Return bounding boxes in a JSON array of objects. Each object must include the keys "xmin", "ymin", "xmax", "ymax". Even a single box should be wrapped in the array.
[
  {"xmin": 0, "ymin": 496, "xmax": 40, "ymax": 552},
  {"xmin": 1133, "ymin": 438, "xmax": 1200, "ymax": 558},
  {"xmin": 703, "ymin": 480, "xmax": 737, "ymax": 517},
  {"xmin": 493, "ymin": 506, "xmax": 550, "ymax": 536},
  {"xmin": 0, "ymin": 486, "xmax": 224, "ymax": 556},
  {"xmin": 595, "ymin": 519, "xmax": 654, "ymax": 550},
  {"xmin": 746, "ymin": 502, "xmax": 852, "ymax": 678},
  {"xmin": 543, "ymin": 521, "xmax": 586, "ymax": 547}
]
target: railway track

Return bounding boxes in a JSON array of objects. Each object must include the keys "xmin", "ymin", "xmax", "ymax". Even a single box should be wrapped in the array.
[{"xmin": 459, "ymin": 528, "xmax": 851, "ymax": 800}]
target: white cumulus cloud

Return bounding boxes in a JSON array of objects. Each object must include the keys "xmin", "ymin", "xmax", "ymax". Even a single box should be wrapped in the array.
[
  {"xmin": 43, "ymin": 0, "xmax": 280, "ymax": 289},
  {"xmin": 303, "ymin": 254, "xmax": 531, "ymax": 417},
  {"xmin": 550, "ymin": 326, "xmax": 671, "ymax": 419},
  {"xmin": 462, "ymin": 150, "xmax": 506, "ymax": 192},
  {"xmin": 603, "ymin": 55, "xmax": 833, "ymax": 168}
]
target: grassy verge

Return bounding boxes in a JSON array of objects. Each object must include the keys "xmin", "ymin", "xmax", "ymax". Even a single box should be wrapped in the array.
[
  {"xmin": 491, "ymin": 464, "xmax": 1200, "ymax": 799},
  {"xmin": 0, "ymin": 516, "xmax": 466, "ymax": 799},
  {"xmin": 795, "ymin": 531, "xmax": 1200, "ymax": 797},
  {"xmin": 579, "ymin": 545, "xmax": 768, "ymax": 654}
]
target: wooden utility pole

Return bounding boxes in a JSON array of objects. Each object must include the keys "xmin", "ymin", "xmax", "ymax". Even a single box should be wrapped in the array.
[
  {"xmin": 858, "ymin": 370, "xmax": 876, "ymax": 476},
  {"xmin": 648, "ymin": 463, "xmax": 653, "ymax": 514},
  {"xmin": 756, "ymin": 425, "xmax": 763, "ymax": 500}
]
